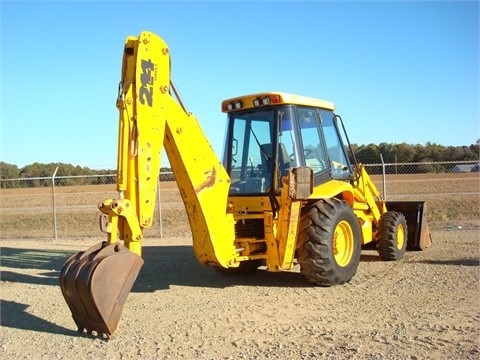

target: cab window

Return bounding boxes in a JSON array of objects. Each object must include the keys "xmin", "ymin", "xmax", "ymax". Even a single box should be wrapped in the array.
[
  {"xmin": 297, "ymin": 107, "xmax": 328, "ymax": 174},
  {"xmin": 319, "ymin": 109, "xmax": 352, "ymax": 179}
]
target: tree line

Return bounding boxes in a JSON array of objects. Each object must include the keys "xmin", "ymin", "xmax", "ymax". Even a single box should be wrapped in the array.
[
  {"xmin": 1, "ymin": 141, "xmax": 478, "ymax": 188},
  {"xmin": 0, "ymin": 161, "xmax": 175, "ymax": 188},
  {"xmin": 351, "ymin": 141, "xmax": 479, "ymax": 164}
]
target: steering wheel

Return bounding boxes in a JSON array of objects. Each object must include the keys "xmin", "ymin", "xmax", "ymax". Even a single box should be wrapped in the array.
[{"xmin": 290, "ymin": 149, "xmax": 314, "ymax": 161}]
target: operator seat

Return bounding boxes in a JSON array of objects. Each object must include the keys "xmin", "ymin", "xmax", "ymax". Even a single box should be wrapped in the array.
[{"xmin": 260, "ymin": 143, "xmax": 291, "ymax": 187}]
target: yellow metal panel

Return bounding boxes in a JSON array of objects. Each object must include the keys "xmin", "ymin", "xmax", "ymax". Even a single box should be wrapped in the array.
[
  {"xmin": 277, "ymin": 201, "xmax": 301, "ymax": 270},
  {"xmin": 162, "ymin": 96, "xmax": 238, "ymax": 268},
  {"xmin": 263, "ymin": 211, "xmax": 281, "ymax": 271},
  {"xmin": 273, "ymin": 176, "xmax": 302, "ymax": 270},
  {"xmin": 221, "ymin": 92, "xmax": 335, "ymax": 112},
  {"xmin": 352, "ymin": 165, "xmax": 387, "ymax": 223},
  {"xmin": 133, "ymin": 32, "xmax": 169, "ymax": 228},
  {"xmin": 228, "ymin": 196, "xmax": 273, "ymax": 214},
  {"xmin": 310, "ymin": 179, "xmax": 355, "ymax": 205},
  {"xmin": 354, "ymin": 210, "xmax": 374, "ymax": 245}
]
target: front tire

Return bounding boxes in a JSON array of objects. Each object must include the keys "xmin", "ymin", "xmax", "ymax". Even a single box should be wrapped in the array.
[
  {"xmin": 297, "ymin": 199, "xmax": 362, "ymax": 286},
  {"xmin": 375, "ymin": 211, "xmax": 408, "ymax": 261}
]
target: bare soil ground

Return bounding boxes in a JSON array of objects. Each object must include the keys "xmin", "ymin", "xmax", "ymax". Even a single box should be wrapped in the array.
[{"xmin": 1, "ymin": 228, "xmax": 479, "ymax": 360}]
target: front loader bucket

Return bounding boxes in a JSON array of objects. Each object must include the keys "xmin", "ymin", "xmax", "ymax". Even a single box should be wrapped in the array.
[
  {"xmin": 59, "ymin": 241, "xmax": 144, "ymax": 338},
  {"xmin": 386, "ymin": 201, "xmax": 432, "ymax": 250}
]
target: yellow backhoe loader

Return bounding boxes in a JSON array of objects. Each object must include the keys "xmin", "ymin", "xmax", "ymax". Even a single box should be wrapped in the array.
[{"xmin": 60, "ymin": 31, "xmax": 431, "ymax": 339}]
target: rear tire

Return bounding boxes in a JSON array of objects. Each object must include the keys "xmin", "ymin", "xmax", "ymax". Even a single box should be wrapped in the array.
[
  {"xmin": 297, "ymin": 199, "xmax": 362, "ymax": 286},
  {"xmin": 375, "ymin": 211, "xmax": 408, "ymax": 261}
]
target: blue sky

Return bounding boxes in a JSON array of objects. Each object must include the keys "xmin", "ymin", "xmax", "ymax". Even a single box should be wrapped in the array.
[{"xmin": 1, "ymin": 1, "xmax": 479, "ymax": 169}]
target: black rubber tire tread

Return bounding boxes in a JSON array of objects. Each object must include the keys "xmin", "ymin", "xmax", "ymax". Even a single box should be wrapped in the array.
[
  {"xmin": 296, "ymin": 198, "xmax": 362, "ymax": 286},
  {"xmin": 375, "ymin": 211, "xmax": 408, "ymax": 261},
  {"xmin": 215, "ymin": 259, "xmax": 264, "ymax": 275}
]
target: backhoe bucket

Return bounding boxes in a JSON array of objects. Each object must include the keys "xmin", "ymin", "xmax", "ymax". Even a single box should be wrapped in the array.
[
  {"xmin": 60, "ymin": 241, "xmax": 144, "ymax": 338},
  {"xmin": 386, "ymin": 201, "xmax": 432, "ymax": 250}
]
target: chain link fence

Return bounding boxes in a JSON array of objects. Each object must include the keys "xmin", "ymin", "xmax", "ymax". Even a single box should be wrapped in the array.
[
  {"xmin": 0, "ymin": 172, "xmax": 181, "ymax": 240},
  {"xmin": 1, "ymin": 161, "xmax": 479, "ymax": 240}
]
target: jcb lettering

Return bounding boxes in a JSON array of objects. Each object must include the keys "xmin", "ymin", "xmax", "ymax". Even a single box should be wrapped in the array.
[{"xmin": 139, "ymin": 59, "xmax": 155, "ymax": 107}]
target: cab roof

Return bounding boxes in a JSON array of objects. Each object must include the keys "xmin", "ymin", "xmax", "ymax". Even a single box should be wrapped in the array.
[{"xmin": 221, "ymin": 92, "xmax": 335, "ymax": 113}]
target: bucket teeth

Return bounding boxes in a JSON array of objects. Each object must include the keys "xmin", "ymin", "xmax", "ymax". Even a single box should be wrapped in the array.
[{"xmin": 59, "ymin": 242, "xmax": 144, "ymax": 338}]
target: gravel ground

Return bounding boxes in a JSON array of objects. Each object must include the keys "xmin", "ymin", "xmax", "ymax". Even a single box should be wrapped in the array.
[{"xmin": 1, "ymin": 228, "xmax": 479, "ymax": 360}]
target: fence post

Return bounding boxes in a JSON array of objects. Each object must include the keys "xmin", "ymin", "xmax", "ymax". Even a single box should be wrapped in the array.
[
  {"xmin": 380, "ymin": 154, "xmax": 386, "ymax": 200},
  {"xmin": 157, "ymin": 177, "xmax": 163, "ymax": 238},
  {"xmin": 52, "ymin": 167, "xmax": 59, "ymax": 240}
]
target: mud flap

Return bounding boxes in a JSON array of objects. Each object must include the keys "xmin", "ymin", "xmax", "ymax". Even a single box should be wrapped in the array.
[
  {"xmin": 59, "ymin": 242, "xmax": 144, "ymax": 338},
  {"xmin": 386, "ymin": 201, "xmax": 432, "ymax": 250}
]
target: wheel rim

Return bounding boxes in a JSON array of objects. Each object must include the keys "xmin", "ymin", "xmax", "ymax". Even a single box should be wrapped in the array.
[
  {"xmin": 396, "ymin": 223, "xmax": 405, "ymax": 250},
  {"xmin": 333, "ymin": 220, "xmax": 354, "ymax": 267}
]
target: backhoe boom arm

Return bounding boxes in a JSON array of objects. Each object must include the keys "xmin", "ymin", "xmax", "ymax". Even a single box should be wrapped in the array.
[{"xmin": 102, "ymin": 31, "xmax": 237, "ymax": 267}]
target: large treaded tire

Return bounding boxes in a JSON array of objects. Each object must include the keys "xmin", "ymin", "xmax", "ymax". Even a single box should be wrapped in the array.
[
  {"xmin": 375, "ymin": 211, "xmax": 408, "ymax": 261},
  {"xmin": 297, "ymin": 198, "xmax": 362, "ymax": 286}
]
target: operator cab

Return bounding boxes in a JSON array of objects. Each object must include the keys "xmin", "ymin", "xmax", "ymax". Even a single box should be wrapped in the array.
[{"xmin": 222, "ymin": 92, "xmax": 354, "ymax": 195}]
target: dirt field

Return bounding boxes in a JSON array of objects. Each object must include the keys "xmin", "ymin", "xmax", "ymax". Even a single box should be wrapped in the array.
[
  {"xmin": 1, "ymin": 173, "xmax": 479, "ymax": 358},
  {"xmin": 1, "ymin": 172, "xmax": 479, "ymax": 239},
  {"xmin": 1, "ymin": 228, "xmax": 479, "ymax": 360}
]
